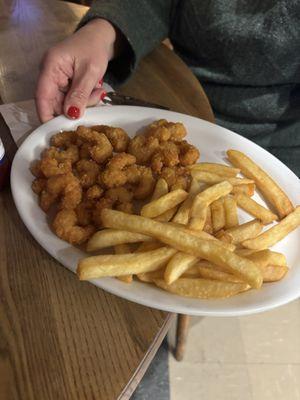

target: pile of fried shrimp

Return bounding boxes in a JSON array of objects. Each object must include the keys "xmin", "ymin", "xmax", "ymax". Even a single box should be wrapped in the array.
[{"xmin": 30, "ymin": 119, "xmax": 200, "ymax": 245}]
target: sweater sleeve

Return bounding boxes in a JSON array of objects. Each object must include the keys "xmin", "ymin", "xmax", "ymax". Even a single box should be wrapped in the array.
[{"xmin": 77, "ymin": 0, "xmax": 173, "ymax": 87}]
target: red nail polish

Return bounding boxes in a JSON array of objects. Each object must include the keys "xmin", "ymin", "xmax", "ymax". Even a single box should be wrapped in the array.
[
  {"xmin": 100, "ymin": 91, "xmax": 107, "ymax": 101},
  {"xmin": 99, "ymin": 78, "xmax": 103, "ymax": 86},
  {"xmin": 67, "ymin": 106, "xmax": 80, "ymax": 119}
]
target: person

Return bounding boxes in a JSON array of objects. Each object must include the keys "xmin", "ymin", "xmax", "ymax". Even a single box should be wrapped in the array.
[{"xmin": 35, "ymin": 0, "xmax": 300, "ymax": 175}]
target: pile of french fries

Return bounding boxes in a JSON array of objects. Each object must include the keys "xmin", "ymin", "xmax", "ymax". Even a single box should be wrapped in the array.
[{"xmin": 77, "ymin": 149, "xmax": 300, "ymax": 299}]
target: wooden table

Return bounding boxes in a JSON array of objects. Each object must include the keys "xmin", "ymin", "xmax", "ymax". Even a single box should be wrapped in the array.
[{"xmin": 0, "ymin": 1, "xmax": 214, "ymax": 399}]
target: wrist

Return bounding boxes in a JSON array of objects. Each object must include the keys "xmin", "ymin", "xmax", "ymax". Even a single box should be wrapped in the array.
[{"xmin": 83, "ymin": 18, "xmax": 117, "ymax": 60}]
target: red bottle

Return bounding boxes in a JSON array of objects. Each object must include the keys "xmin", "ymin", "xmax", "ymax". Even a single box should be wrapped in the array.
[{"xmin": 0, "ymin": 138, "xmax": 10, "ymax": 190}]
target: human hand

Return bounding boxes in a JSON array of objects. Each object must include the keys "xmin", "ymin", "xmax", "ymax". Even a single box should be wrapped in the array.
[{"xmin": 35, "ymin": 19, "xmax": 117, "ymax": 122}]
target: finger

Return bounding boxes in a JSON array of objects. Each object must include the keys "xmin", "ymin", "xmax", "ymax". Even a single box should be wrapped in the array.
[
  {"xmin": 87, "ymin": 88, "xmax": 107, "ymax": 107},
  {"xmin": 94, "ymin": 78, "xmax": 104, "ymax": 90},
  {"xmin": 35, "ymin": 72, "xmax": 61, "ymax": 122},
  {"xmin": 63, "ymin": 63, "xmax": 102, "ymax": 119}
]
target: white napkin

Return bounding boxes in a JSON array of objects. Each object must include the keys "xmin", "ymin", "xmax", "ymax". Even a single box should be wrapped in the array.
[{"xmin": 0, "ymin": 83, "xmax": 113, "ymax": 147}]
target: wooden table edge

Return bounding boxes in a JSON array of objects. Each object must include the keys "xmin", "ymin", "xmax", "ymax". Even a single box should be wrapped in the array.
[{"xmin": 119, "ymin": 312, "xmax": 175, "ymax": 400}]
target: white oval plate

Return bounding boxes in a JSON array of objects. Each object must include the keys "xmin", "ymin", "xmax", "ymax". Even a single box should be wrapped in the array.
[{"xmin": 11, "ymin": 106, "xmax": 300, "ymax": 316}]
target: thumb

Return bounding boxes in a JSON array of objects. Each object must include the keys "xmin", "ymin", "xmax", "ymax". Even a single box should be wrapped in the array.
[{"xmin": 63, "ymin": 63, "xmax": 102, "ymax": 119}]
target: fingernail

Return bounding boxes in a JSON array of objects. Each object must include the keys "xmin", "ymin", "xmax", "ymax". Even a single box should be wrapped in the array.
[
  {"xmin": 67, "ymin": 106, "xmax": 80, "ymax": 119},
  {"xmin": 99, "ymin": 78, "xmax": 103, "ymax": 86},
  {"xmin": 100, "ymin": 91, "xmax": 107, "ymax": 101}
]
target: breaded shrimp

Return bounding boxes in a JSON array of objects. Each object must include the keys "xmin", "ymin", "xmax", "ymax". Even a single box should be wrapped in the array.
[
  {"xmin": 85, "ymin": 184, "xmax": 103, "ymax": 200},
  {"xmin": 30, "ymin": 160, "xmax": 43, "ymax": 178},
  {"xmin": 101, "ymin": 153, "xmax": 136, "ymax": 188},
  {"xmin": 75, "ymin": 159, "xmax": 100, "ymax": 188},
  {"xmin": 178, "ymin": 140, "xmax": 200, "ymax": 166},
  {"xmin": 42, "ymin": 145, "xmax": 79, "ymax": 164},
  {"xmin": 76, "ymin": 125, "xmax": 113, "ymax": 163},
  {"xmin": 50, "ymin": 130, "xmax": 77, "ymax": 148},
  {"xmin": 52, "ymin": 209, "xmax": 95, "ymax": 245},
  {"xmin": 39, "ymin": 158, "xmax": 72, "ymax": 178},
  {"xmin": 133, "ymin": 167, "xmax": 155, "ymax": 199},
  {"xmin": 46, "ymin": 173, "xmax": 82, "ymax": 210},
  {"xmin": 105, "ymin": 187, "xmax": 133, "ymax": 203},
  {"xmin": 128, "ymin": 134, "xmax": 159, "ymax": 164},
  {"xmin": 151, "ymin": 141, "xmax": 180, "ymax": 173},
  {"xmin": 92, "ymin": 125, "xmax": 130, "ymax": 152},
  {"xmin": 92, "ymin": 197, "xmax": 114, "ymax": 228},
  {"xmin": 39, "ymin": 190, "xmax": 58, "ymax": 212},
  {"xmin": 31, "ymin": 178, "xmax": 47, "ymax": 194},
  {"xmin": 75, "ymin": 200, "xmax": 95, "ymax": 226},
  {"xmin": 145, "ymin": 120, "xmax": 187, "ymax": 142}
]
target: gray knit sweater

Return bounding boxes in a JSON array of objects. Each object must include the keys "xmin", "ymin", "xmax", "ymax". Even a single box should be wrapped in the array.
[{"xmin": 79, "ymin": 0, "xmax": 300, "ymax": 176}]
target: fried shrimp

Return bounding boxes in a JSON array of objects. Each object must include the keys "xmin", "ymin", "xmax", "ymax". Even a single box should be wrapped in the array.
[
  {"xmin": 128, "ymin": 134, "xmax": 159, "ymax": 164},
  {"xmin": 146, "ymin": 119, "xmax": 187, "ymax": 142},
  {"xmin": 178, "ymin": 140, "xmax": 200, "ymax": 166},
  {"xmin": 105, "ymin": 187, "xmax": 133, "ymax": 203},
  {"xmin": 50, "ymin": 131, "xmax": 76, "ymax": 148},
  {"xmin": 151, "ymin": 141, "xmax": 180, "ymax": 173},
  {"xmin": 75, "ymin": 159, "xmax": 100, "ymax": 188},
  {"xmin": 42, "ymin": 145, "xmax": 79, "ymax": 164},
  {"xmin": 91, "ymin": 125, "xmax": 130, "ymax": 152},
  {"xmin": 52, "ymin": 209, "xmax": 95, "ymax": 245},
  {"xmin": 46, "ymin": 173, "xmax": 82, "ymax": 210},
  {"xmin": 75, "ymin": 200, "xmax": 95, "ymax": 226},
  {"xmin": 101, "ymin": 153, "xmax": 136, "ymax": 188},
  {"xmin": 31, "ymin": 178, "xmax": 47, "ymax": 194},
  {"xmin": 76, "ymin": 125, "xmax": 113, "ymax": 163},
  {"xmin": 92, "ymin": 197, "xmax": 114, "ymax": 228},
  {"xmin": 133, "ymin": 167, "xmax": 155, "ymax": 199},
  {"xmin": 30, "ymin": 160, "xmax": 43, "ymax": 177},
  {"xmin": 39, "ymin": 158, "xmax": 72, "ymax": 178},
  {"xmin": 85, "ymin": 184, "xmax": 104, "ymax": 200},
  {"xmin": 160, "ymin": 166, "xmax": 189, "ymax": 188}
]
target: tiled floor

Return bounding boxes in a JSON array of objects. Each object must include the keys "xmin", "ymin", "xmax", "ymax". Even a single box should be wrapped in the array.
[{"xmin": 168, "ymin": 299, "xmax": 300, "ymax": 400}]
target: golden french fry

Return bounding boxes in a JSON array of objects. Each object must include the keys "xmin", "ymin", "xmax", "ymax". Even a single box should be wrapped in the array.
[
  {"xmin": 135, "ymin": 241, "xmax": 162, "ymax": 252},
  {"xmin": 137, "ymin": 268, "xmax": 165, "ymax": 282},
  {"xmin": 227, "ymin": 150, "xmax": 294, "ymax": 219},
  {"xmin": 77, "ymin": 246, "xmax": 177, "ymax": 280},
  {"xmin": 191, "ymin": 170, "xmax": 254, "ymax": 186},
  {"xmin": 101, "ymin": 210, "xmax": 263, "ymax": 288},
  {"xmin": 141, "ymin": 189, "xmax": 188, "ymax": 218},
  {"xmin": 151, "ymin": 178, "xmax": 169, "ymax": 200},
  {"xmin": 234, "ymin": 193, "xmax": 278, "ymax": 225},
  {"xmin": 172, "ymin": 178, "xmax": 201, "ymax": 224},
  {"xmin": 189, "ymin": 181, "xmax": 233, "ymax": 230},
  {"xmin": 232, "ymin": 183, "xmax": 255, "ymax": 197},
  {"xmin": 216, "ymin": 219, "xmax": 263, "ymax": 244},
  {"xmin": 235, "ymin": 249, "xmax": 287, "ymax": 267},
  {"xmin": 223, "ymin": 195, "xmax": 239, "ymax": 228},
  {"xmin": 211, "ymin": 198, "xmax": 226, "ymax": 233},
  {"xmin": 87, "ymin": 229, "xmax": 152, "ymax": 252},
  {"xmin": 242, "ymin": 206, "xmax": 300, "ymax": 249},
  {"xmin": 168, "ymin": 222, "xmax": 236, "ymax": 252},
  {"xmin": 197, "ymin": 264, "xmax": 243, "ymax": 283},
  {"xmin": 154, "ymin": 206, "xmax": 178, "ymax": 222},
  {"xmin": 164, "ymin": 252, "xmax": 199, "ymax": 284},
  {"xmin": 259, "ymin": 265, "xmax": 288, "ymax": 282},
  {"xmin": 203, "ymin": 205, "xmax": 213, "ymax": 234},
  {"xmin": 114, "ymin": 244, "xmax": 133, "ymax": 283},
  {"xmin": 188, "ymin": 162, "xmax": 240, "ymax": 177},
  {"xmin": 154, "ymin": 278, "xmax": 250, "ymax": 299}
]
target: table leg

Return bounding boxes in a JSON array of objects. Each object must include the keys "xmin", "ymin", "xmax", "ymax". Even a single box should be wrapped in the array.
[{"xmin": 174, "ymin": 314, "xmax": 190, "ymax": 361}]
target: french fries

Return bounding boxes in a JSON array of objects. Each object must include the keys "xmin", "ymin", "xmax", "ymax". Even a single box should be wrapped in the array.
[
  {"xmin": 87, "ymin": 229, "xmax": 153, "ymax": 252},
  {"xmin": 188, "ymin": 162, "xmax": 240, "ymax": 177},
  {"xmin": 101, "ymin": 209, "xmax": 263, "ymax": 289},
  {"xmin": 164, "ymin": 252, "xmax": 198, "ymax": 284},
  {"xmin": 223, "ymin": 195, "xmax": 239, "ymax": 228},
  {"xmin": 172, "ymin": 178, "xmax": 200, "ymax": 224},
  {"xmin": 154, "ymin": 278, "xmax": 250, "ymax": 299},
  {"xmin": 191, "ymin": 170, "xmax": 254, "ymax": 186},
  {"xmin": 234, "ymin": 193, "xmax": 278, "ymax": 225},
  {"xmin": 114, "ymin": 244, "xmax": 133, "ymax": 283},
  {"xmin": 78, "ymin": 247, "xmax": 177, "ymax": 280},
  {"xmin": 242, "ymin": 206, "xmax": 300, "ymax": 250},
  {"xmin": 189, "ymin": 181, "xmax": 233, "ymax": 230},
  {"xmin": 76, "ymin": 143, "xmax": 298, "ymax": 302},
  {"xmin": 216, "ymin": 220, "xmax": 263, "ymax": 244},
  {"xmin": 227, "ymin": 150, "xmax": 294, "ymax": 219},
  {"xmin": 141, "ymin": 189, "xmax": 188, "ymax": 218},
  {"xmin": 211, "ymin": 198, "xmax": 226, "ymax": 232}
]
